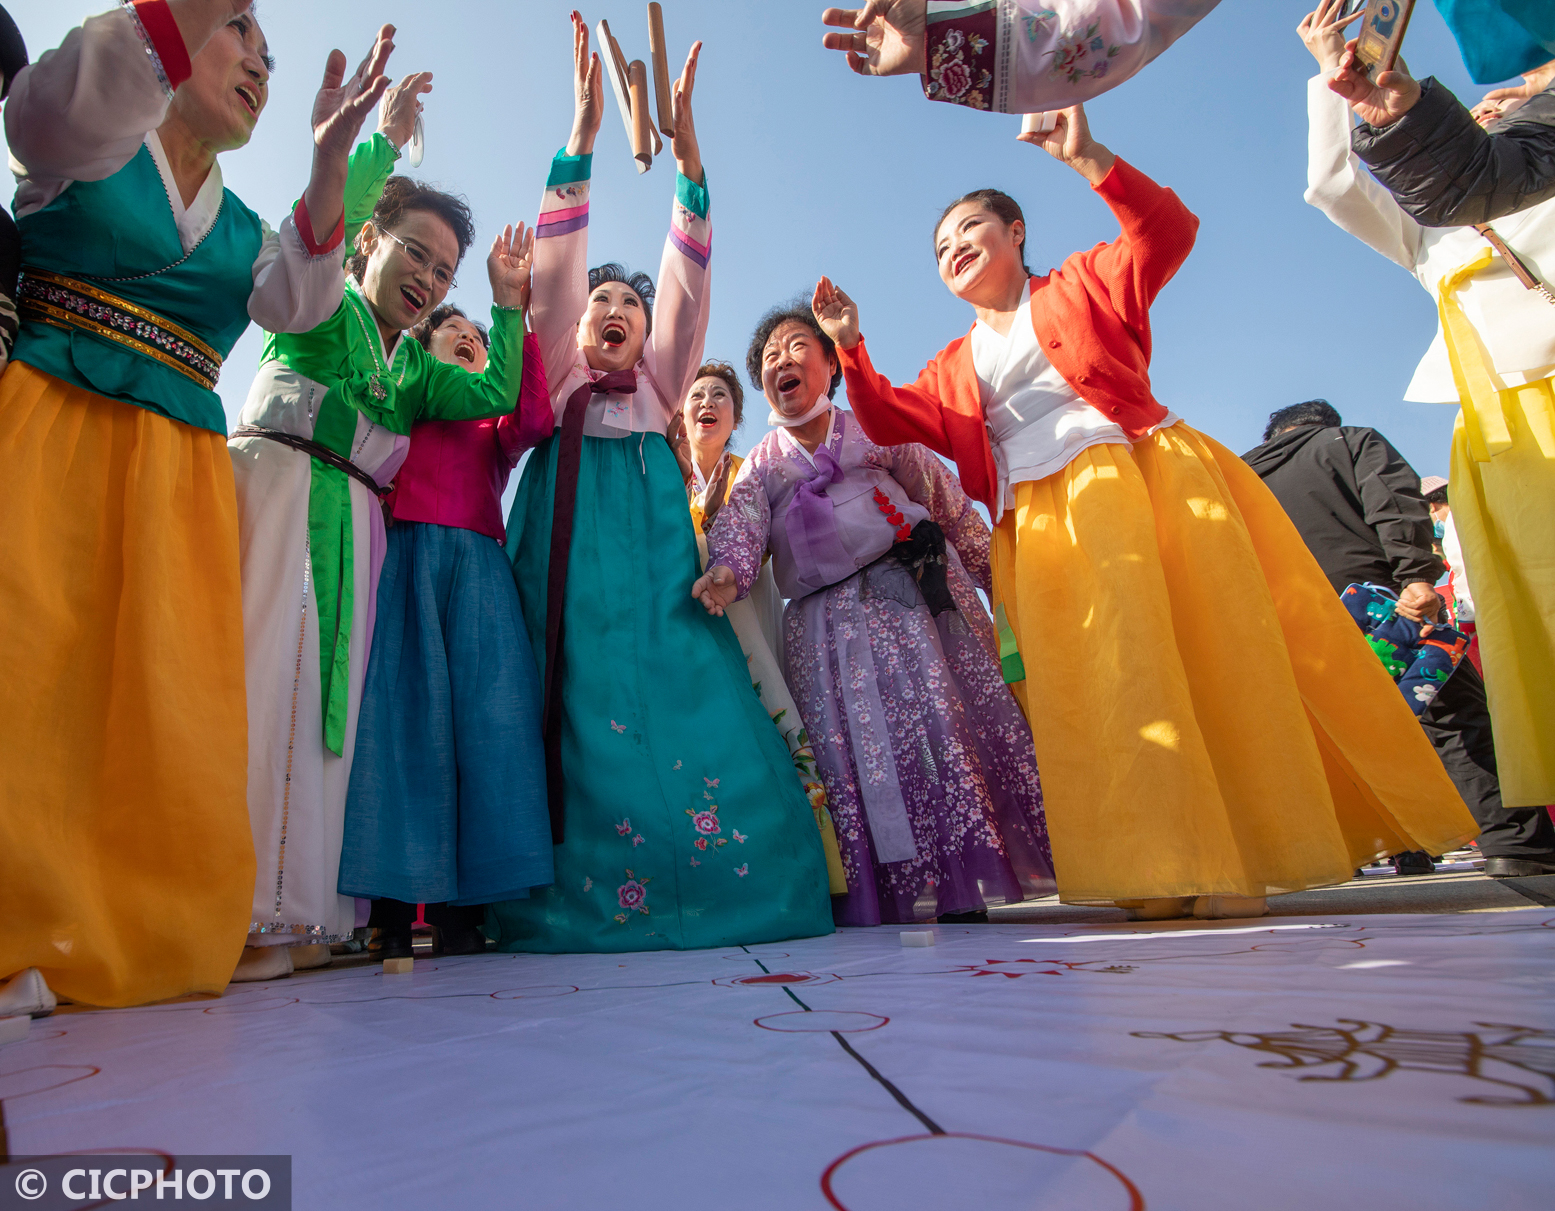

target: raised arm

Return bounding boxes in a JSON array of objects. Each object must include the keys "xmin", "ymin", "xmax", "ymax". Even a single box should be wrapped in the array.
[
  {"xmin": 819, "ymin": 1, "xmax": 1220, "ymax": 113},
  {"xmin": 812, "ymin": 276, "xmax": 954, "ymax": 456},
  {"xmin": 418, "ymin": 225, "xmax": 531, "ymax": 422},
  {"xmin": 4, "ymin": 1, "xmax": 217, "ymax": 187},
  {"xmin": 882, "ymin": 440, "xmax": 991, "ymax": 592},
  {"xmin": 531, "ymin": 13, "xmax": 603, "ymax": 402},
  {"xmin": 644, "ymin": 40, "xmax": 712, "ymax": 414}
]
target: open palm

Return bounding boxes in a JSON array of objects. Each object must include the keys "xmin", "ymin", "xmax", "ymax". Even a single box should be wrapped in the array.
[
  {"xmin": 820, "ymin": 0, "xmax": 926, "ymax": 77},
  {"xmin": 314, "ymin": 24, "xmax": 395, "ymax": 159},
  {"xmin": 812, "ymin": 277, "xmax": 860, "ymax": 350},
  {"xmin": 488, "ymin": 223, "xmax": 535, "ymax": 312}
]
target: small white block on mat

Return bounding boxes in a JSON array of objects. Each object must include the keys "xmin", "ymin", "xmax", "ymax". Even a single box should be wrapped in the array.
[
  {"xmin": 382, "ymin": 957, "xmax": 414, "ymax": 975},
  {"xmin": 900, "ymin": 931, "xmax": 935, "ymax": 947},
  {"xmin": 0, "ymin": 1015, "xmax": 29, "ymax": 1045}
]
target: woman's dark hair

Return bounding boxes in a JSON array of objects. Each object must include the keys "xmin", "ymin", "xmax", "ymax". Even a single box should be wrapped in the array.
[
  {"xmin": 689, "ymin": 360, "xmax": 745, "ymax": 439},
  {"xmin": 1263, "ymin": 399, "xmax": 1344, "ymax": 443},
  {"xmin": 933, "ymin": 188, "xmax": 1030, "ymax": 275},
  {"xmin": 348, "ymin": 176, "xmax": 476, "ymax": 281},
  {"xmin": 588, "ymin": 263, "xmax": 657, "ymax": 337},
  {"xmin": 411, "ymin": 304, "xmax": 489, "ymax": 353},
  {"xmin": 745, "ymin": 301, "xmax": 842, "ymax": 401}
]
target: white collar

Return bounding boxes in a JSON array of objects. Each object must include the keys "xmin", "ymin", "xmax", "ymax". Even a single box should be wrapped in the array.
[
  {"xmin": 691, "ymin": 449, "xmax": 729, "ymax": 494},
  {"xmin": 144, "ymin": 130, "xmax": 225, "ymax": 254},
  {"xmin": 777, "ymin": 407, "xmax": 838, "ymax": 467},
  {"xmin": 973, "ymin": 281, "xmax": 1032, "ymax": 341}
]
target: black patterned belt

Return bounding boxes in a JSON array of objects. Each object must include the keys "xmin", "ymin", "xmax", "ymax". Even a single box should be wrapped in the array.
[
  {"xmin": 231, "ymin": 425, "xmax": 396, "ymax": 526},
  {"xmin": 17, "ymin": 267, "xmax": 224, "ymax": 391}
]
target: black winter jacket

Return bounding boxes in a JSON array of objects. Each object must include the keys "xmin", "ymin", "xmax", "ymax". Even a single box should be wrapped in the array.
[
  {"xmin": 1242, "ymin": 425, "xmax": 1441, "ymax": 595},
  {"xmin": 1352, "ymin": 76, "xmax": 1555, "ymax": 227}
]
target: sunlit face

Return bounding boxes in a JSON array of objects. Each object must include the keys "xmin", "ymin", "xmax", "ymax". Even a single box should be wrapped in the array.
[
  {"xmin": 427, "ymin": 315, "xmax": 488, "ymax": 374},
  {"xmin": 169, "ymin": 12, "xmax": 271, "ymax": 152},
  {"xmin": 934, "ymin": 203, "xmax": 1025, "ymax": 300},
  {"xmin": 1428, "ymin": 500, "xmax": 1451, "ymax": 525},
  {"xmin": 578, "ymin": 281, "xmax": 647, "ymax": 372},
  {"xmin": 683, "ymin": 375, "xmax": 736, "ymax": 451},
  {"xmin": 358, "ymin": 210, "xmax": 461, "ymax": 335},
  {"xmin": 761, "ymin": 320, "xmax": 836, "ymax": 418}
]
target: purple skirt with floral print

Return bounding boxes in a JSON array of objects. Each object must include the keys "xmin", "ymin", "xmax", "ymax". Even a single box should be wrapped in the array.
[{"xmin": 784, "ymin": 551, "xmax": 1054, "ymax": 925}]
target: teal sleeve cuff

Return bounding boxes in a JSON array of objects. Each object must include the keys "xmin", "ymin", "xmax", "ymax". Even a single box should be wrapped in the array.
[
  {"xmin": 548, "ymin": 149, "xmax": 593, "ymax": 186},
  {"xmin": 675, "ymin": 169, "xmax": 709, "ymax": 219}
]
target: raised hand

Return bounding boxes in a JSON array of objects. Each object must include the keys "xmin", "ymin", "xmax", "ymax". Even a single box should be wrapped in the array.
[
  {"xmin": 1015, "ymin": 103, "xmax": 1116, "ymax": 184},
  {"xmin": 670, "ymin": 41, "xmax": 704, "ymax": 184},
  {"xmin": 488, "ymin": 222, "xmax": 535, "ymax": 312},
  {"xmin": 811, "ymin": 277, "xmax": 860, "ymax": 351},
  {"xmin": 378, "ymin": 71, "xmax": 433, "ymax": 149},
  {"xmin": 820, "ymin": 0, "xmax": 926, "ymax": 77},
  {"xmin": 690, "ymin": 566, "xmax": 739, "ymax": 617},
  {"xmin": 1327, "ymin": 39, "xmax": 1422, "ymax": 127},
  {"xmin": 567, "ymin": 10, "xmax": 604, "ymax": 157},
  {"xmin": 1480, "ymin": 60, "xmax": 1555, "ymax": 108},
  {"xmin": 313, "ymin": 24, "xmax": 395, "ymax": 160},
  {"xmin": 1298, "ymin": 0, "xmax": 1363, "ymax": 74}
]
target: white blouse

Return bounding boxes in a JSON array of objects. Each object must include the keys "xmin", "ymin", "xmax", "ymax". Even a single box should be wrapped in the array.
[{"xmin": 972, "ymin": 283, "xmax": 1171, "ymax": 518}]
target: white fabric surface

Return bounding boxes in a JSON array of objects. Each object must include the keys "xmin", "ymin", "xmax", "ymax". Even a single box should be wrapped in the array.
[{"xmin": 5, "ymin": 908, "xmax": 1551, "ymax": 1209}]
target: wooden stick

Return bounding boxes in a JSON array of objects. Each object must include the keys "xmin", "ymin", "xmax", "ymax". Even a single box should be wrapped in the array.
[
  {"xmin": 648, "ymin": 2, "xmax": 674, "ymax": 138},
  {"xmin": 597, "ymin": 19, "xmax": 636, "ymax": 161},
  {"xmin": 628, "ymin": 60, "xmax": 653, "ymax": 174}
]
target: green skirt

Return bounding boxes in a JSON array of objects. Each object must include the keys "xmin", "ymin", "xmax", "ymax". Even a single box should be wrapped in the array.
[{"xmin": 492, "ymin": 429, "xmax": 833, "ymax": 952}]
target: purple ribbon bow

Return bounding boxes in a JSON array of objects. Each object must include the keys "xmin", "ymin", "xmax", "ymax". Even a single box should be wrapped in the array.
[{"xmin": 785, "ymin": 442, "xmax": 858, "ymax": 593}]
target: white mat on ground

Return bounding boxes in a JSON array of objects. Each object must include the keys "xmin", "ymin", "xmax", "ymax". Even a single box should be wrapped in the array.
[{"xmin": 3, "ymin": 910, "xmax": 1551, "ymax": 1210}]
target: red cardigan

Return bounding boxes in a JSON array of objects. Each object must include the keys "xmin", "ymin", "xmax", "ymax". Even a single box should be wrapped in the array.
[{"xmin": 840, "ymin": 157, "xmax": 1199, "ymax": 514}]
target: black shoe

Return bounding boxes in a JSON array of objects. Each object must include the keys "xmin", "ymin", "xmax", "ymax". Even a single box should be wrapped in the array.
[
  {"xmin": 938, "ymin": 910, "xmax": 989, "ymax": 924},
  {"xmin": 368, "ymin": 928, "xmax": 414, "ymax": 960},
  {"xmin": 1391, "ymin": 851, "xmax": 1435, "ymax": 876},
  {"xmin": 1484, "ymin": 856, "xmax": 1555, "ymax": 878},
  {"xmin": 436, "ymin": 926, "xmax": 489, "ymax": 956}
]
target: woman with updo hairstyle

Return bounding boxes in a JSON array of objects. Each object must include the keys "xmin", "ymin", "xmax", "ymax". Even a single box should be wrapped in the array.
[
  {"xmin": 488, "ymin": 15, "xmax": 832, "ymax": 955},
  {"xmin": 338, "ymin": 302, "xmax": 555, "ymax": 961},
  {"xmin": 226, "ymin": 85, "xmax": 534, "ymax": 981},
  {"xmin": 820, "ymin": 101, "xmax": 1475, "ymax": 921},
  {"xmin": 0, "ymin": 4, "xmax": 395, "ymax": 1009}
]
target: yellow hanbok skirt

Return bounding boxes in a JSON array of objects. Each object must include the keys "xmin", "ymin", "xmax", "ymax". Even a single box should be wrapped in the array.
[
  {"xmin": 991, "ymin": 422, "xmax": 1477, "ymax": 904},
  {"xmin": 0, "ymin": 362, "xmax": 254, "ymax": 1006}
]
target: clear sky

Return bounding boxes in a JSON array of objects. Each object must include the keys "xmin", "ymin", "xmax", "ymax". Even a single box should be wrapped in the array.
[{"xmin": 7, "ymin": 1, "xmax": 1511, "ymax": 482}]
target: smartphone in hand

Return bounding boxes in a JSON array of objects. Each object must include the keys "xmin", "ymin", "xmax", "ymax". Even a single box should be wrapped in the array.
[{"xmin": 1353, "ymin": 0, "xmax": 1415, "ymax": 77}]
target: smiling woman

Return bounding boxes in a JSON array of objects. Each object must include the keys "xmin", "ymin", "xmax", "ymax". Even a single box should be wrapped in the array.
[
  {"xmin": 225, "ymin": 76, "xmax": 536, "ymax": 980},
  {"xmin": 0, "ymin": 0, "xmax": 391, "ymax": 1009}
]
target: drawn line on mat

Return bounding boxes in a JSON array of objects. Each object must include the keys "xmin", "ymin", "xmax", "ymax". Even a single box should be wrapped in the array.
[{"xmin": 744, "ymin": 948, "xmax": 945, "ymax": 1135}]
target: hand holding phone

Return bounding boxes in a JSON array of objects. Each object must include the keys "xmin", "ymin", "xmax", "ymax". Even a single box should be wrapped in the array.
[{"xmin": 1353, "ymin": 0, "xmax": 1415, "ymax": 78}]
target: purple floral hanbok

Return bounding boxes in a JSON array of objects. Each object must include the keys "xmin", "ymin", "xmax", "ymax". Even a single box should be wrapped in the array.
[{"xmin": 707, "ymin": 409, "xmax": 1054, "ymax": 925}]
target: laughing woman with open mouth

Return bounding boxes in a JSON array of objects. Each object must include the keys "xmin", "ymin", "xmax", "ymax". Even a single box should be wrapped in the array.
[
  {"xmin": 488, "ymin": 15, "xmax": 833, "ymax": 953},
  {"xmin": 227, "ymin": 81, "xmax": 534, "ymax": 981}
]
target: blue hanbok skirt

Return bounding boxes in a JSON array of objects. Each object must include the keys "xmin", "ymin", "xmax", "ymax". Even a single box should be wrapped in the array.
[{"xmin": 339, "ymin": 520, "xmax": 553, "ymax": 905}]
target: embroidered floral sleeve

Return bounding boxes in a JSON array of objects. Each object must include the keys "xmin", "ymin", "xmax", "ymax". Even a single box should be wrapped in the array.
[
  {"xmin": 921, "ymin": 1, "xmax": 1220, "ymax": 115},
  {"xmin": 532, "ymin": 149, "xmax": 594, "ymax": 403},
  {"xmin": 706, "ymin": 454, "xmax": 771, "ymax": 601},
  {"xmin": 883, "ymin": 441, "xmax": 993, "ymax": 593}
]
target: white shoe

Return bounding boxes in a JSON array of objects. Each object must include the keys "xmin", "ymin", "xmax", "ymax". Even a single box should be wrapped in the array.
[
  {"xmin": 1120, "ymin": 897, "xmax": 1194, "ymax": 921},
  {"xmin": 1193, "ymin": 895, "xmax": 1268, "ymax": 920},
  {"xmin": 289, "ymin": 943, "xmax": 332, "ymax": 971},
  {"xmin": 230, "ymin": 945, "xmax": 294, "ymax": 983},
  {"xmin": 0, "ymin": 968, "xmax": 57, "ymax": 1018}
]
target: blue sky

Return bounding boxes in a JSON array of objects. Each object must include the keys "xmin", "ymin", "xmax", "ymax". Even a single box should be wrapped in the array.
[{"xmin": 8, "ymin": 1, "xmax": 1510, "ymax": 479}]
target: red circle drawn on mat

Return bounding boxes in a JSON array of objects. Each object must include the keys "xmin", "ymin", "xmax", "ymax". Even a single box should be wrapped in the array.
[
  {"xmin": 714, "ymin": 971, "xmax": 839, "ymax": 989},
  {"xmin": 755, "ymin": 1010, "xmax": 888, "ymax": 1034},
  {"xmin": 490, "ymin": 985, "xmax": 580, "ymax": 1000},
  {"xmin": 202, "ymin": 995, "xmax": 299, "ymax": 1014},
  {"xmin": 0, "ymin": 1064, "xmax": 100, "ymax": 1100},
  {"xmin": 820, "ymin": 1132, "xmax": 1145, "ymax": 1211}
]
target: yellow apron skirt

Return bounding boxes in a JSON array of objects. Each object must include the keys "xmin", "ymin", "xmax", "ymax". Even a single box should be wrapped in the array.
[{"xmin": 0, "ymin": 361, "xmax": 254, "ymax": 1006}]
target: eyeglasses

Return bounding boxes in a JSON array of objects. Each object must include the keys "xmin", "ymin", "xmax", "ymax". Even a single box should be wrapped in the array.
[{"xmin": 379, "ymin": 228, "xmax": 458, "ymax": 290}]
